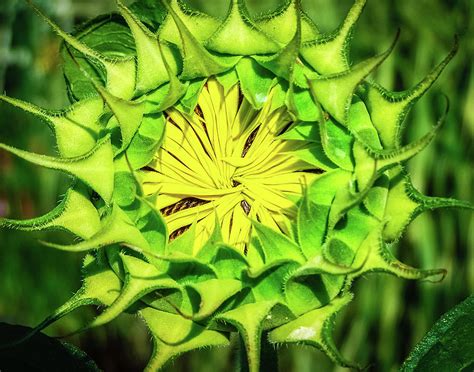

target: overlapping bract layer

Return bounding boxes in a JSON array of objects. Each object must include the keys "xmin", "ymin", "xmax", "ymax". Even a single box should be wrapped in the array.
[{"xmin": 0, "ymin": 0, "xmax": 471, "ymax": 370}]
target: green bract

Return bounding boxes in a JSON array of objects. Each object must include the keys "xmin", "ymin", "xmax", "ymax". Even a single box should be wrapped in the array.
[{"xmin": 1, "ymin": 0, "xmax": 471, "ymax": 370}]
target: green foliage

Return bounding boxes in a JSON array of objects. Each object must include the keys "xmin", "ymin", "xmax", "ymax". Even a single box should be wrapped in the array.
[
  {"xmin": 401, "ymin": 295, "xmax": 474, "ymax": 372},
  {"xmin": 0, "ymin": 0, "xmax": 472, "ymax": 371}
]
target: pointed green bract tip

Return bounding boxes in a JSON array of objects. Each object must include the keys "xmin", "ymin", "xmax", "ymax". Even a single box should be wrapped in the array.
[{"xmin": 206, "ymin": 0, "xmax": 280, "ymax": 55}]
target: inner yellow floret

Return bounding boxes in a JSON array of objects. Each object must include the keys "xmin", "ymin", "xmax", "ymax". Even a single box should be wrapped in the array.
[{"xmin": 141, "ymin": 79, "xmax": 319, "ymax": 253}]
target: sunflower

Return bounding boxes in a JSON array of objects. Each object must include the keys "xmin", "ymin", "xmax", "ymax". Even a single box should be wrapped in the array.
[{"xmin": 0, "ymin": 0, "xmax": 470, "ymax": 370}]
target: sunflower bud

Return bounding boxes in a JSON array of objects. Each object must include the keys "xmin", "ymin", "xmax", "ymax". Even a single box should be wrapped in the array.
[{"xmin": 1, "ymin": 1, "xmax": 471, "ymax": 370}]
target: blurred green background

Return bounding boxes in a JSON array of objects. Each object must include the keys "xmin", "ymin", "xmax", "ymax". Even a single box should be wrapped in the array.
[{"xmin": 0, "ymin": 0, "xmax": 472, "ymax": 371}]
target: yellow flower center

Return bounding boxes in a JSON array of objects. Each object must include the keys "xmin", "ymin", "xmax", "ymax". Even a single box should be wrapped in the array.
[{"xmin": 142, "ymin": 79, "xmax": 319, "ymax": 253}]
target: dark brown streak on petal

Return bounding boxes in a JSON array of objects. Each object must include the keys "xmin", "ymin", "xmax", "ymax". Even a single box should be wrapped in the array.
[
  {"xmin": 168, "ymin": 111, "xmax": 213, "ymax": 160},
  {"xmin": 242, "ymin": 126, "xmax": 259, "ymax": 157},
  {"xmin": 240, "ymin": 200, "xmax": 251, "ymax": 215},
  {"xmin": 163, "ymin": 197, "xmax": 210, "ymax": 241},
  {"xmin": 141, "ymin": 166, "xmax": 158, "ymax": 172},
  {"xmin": 194, "ymin": 104, "xmax": 204, "ymax": 120},
  {"xmin": 194, "ymin": 104, "xmax": 209, "ymax": 134},
  {"xmin": 161, "ymin": 197, "xmax": 209, "ymax": 216},
  {"xmin": 169, "ymin": 224, "xmax": 191, "ymax": 241},
  {"xmin": 300, "ymin": 168, "xmax": 325, "ymax": 175},
  {"xmin": 238, "ymin": 85, "xmax": 244, "ymax": 107}
]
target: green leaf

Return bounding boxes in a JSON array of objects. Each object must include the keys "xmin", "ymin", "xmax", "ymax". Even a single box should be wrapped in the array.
[
  {"xmin": 268, "ymin": 79, "xmax": 289, "ymax": 112},
  {"xmin": 401, "ymin": 295, "xmax": 474, "ymax": 372},
  {"xmin": 61, "ymin": 15, "xmax": 136, "ymax": 101},
  {"xmin": 86, "ymin": 254, "xmax": 179, "ymax": 329},
  {"xmin": 209, "ymin": 245, "xmax": 249, "ymax": 279},
  {"xmin": 42, "ymin": 204, "xmax": 151, "ymax": 253},
  {"xmin": 0, "ymin": 186, "xmax": 100, "ymax": 239},
  {"xmin": 278, "ymin": 121, "xmax": 318, "ymax": 142},
  {"xmin": 140, "ymin": 307, "xmax": 229, "ymax": 371},
  {"xmin": 135, "ymin": 198, "xmax": 168, "ymax": 255},
  {"xmin": 307, "ymin": 169, "xmax": 352, "ymax": 206},
  {"xmin": 130, "ymin": 0, "xmax": 167, "ymax": 31},
  {"xmin": 175, "ymin": 78, "xmax": 207, "ymax": 113},
  {"xmin": 117, "ymin": 0, "xmax": 173, "ymax": 94},
  {"xmin": 165, "ymin": 231, "xmax": 218, "ymax": 284},
  {"xmin": 347, "ymin": 97, "xmax": 382, "ymax": 150},
  {"xmin": 197, "ymin": 220, "xmax": 249, "ymax": 279},
  {"xmin": 261, "ymin": 302, "xmax": 297, "ymax": 330},
  {"xmin": 185, "ymin": 279, "xmax": 243, "ymax": 320},
  {"xmin": 0, "ymin": 95, "xmax": 103, "ymax": 157},
  {"xmin": 371, "ymin": 111, "xmax": 445, "ymax": 171},
  {"xmin": 300, "ymin": 0, "xmax": 366, "ymax": 74},
  {"xmin": 353, "ymin": 102, "xmax": 445, "ymax": 193},
  {"xmin": 0, "ymin": 323, "xmax": 100, "ymax": 372},
  {"xmin": 206, "ymin": 0, "xmax": 280, "ymax": 55},
  {"xmin": 285, "ymin": 208, "xmax": 374, "ymax": 315},
  {"xmin": 15, "ymin": 253, "xmax": 123, "ymax": 342},
  {"xmin": 319, "ymin": 117, "xmax": 354, "ymax": 170},
  {"xmin": 326, "ymin": 206, "xmax": 377, "ymax": 264},
  {"xmin": 308, "ymin": 33, "xmax": 397, "ymax": 125},
  {"xmin": 292, "ymin": 62, "xmax": 319, "ymax": 89},
  {"xmin": 256, "ymin": 0, "xmax": 319, "ymax": 45},
  {"xmin": 364, "ymin": 39, "xmax": 458, "ymax": 148},
  {"xmin": 286, "ymin": 85, "xmax": 321, "ymax": 122},
  {"xmin": 29, "ymin": 2, "xmax": 137, "ymax": 99},
  {"xmin": 291, "ymin": 142, "xmax": 337, "ymax": 171},
  {"xmin": 167, "ymin": 223, "xmax": 196, "ymax": 256},
  {"xmin": 352, "ymin": 140, "xmax": 377, "ymax": 192},
  {"xmin": 268, "ymin": 293, "xmax": 356, "ymax": 368},
  {"xmin": 113, "ymin": 171, "xmax": 138, "ymax": 207},
  {"xmin": 351, "ymin": 228, "xmax": 447, "ymax": 282},
  {"xmin": 215, "ymin": 69, "xmax": 239, "ymax": 94},
  {"xmin": 158, "ymin": 0, "xmax": 220, "ymax": 45},
  {"xmin": 251, "ymin": 220, "xmax": 305, "ymax": 273},
  {"xmin": 363, "ymin": 174, "xmax": 389, "ymax": 220},
  {"xmin": 214, "ymin": 301, "xmax": 277, "ymax": 372},
  {"xmin": 81, "ymin": 252, "xmax": 124, "ymax": 306},
  {"xmin": 383, "ymin": 168, "xmax": 473, "ymax": 241},
  {"xmin": 297, "ymin": 192, "xmax": 327, "ymax": 258},
  {"xmin": 353, "ymin": 106, "xmax": 444, "ymax": 193},
  {"xmin": 247, "ymin": 262, "xmax": 296, "ymax": 303},
  {"xmin": 290, "ymin": 254, "xmax": 357, "ymax": 279},
  {"xmin": 127, "ymin": 112, "xmax": 166, "ymax": 169},
  {"xmin": 96, "ymin": 85, "xmax": 145, "ymax": 152},
  {"xmin": 0, "ymin": 135, "xmax": 114, "ymax": 203},
  {"xmin": 145, "ymin": 76, "xmax": 189, "ymax": 112},
  {"xmin": 166, "ymin": 257, "xmax": 218, "ymax": 284},
  {"xmin": 254, "ymin": 1, "xmax": 301, "ymax": 81},
  {"xmin": 161, "ymin": 0, "xmax": 232, "ymax": 80},
  {"xmin": 236, "ymin": 57, "xmax": 275, "ymax": 109},
  {"xmin": 194, "ymin": 216, "xmax": 223, "ymax": 257},
  {"xmin": 383, "ymin": 169, "xmax": 420, "ymax": 241}
]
